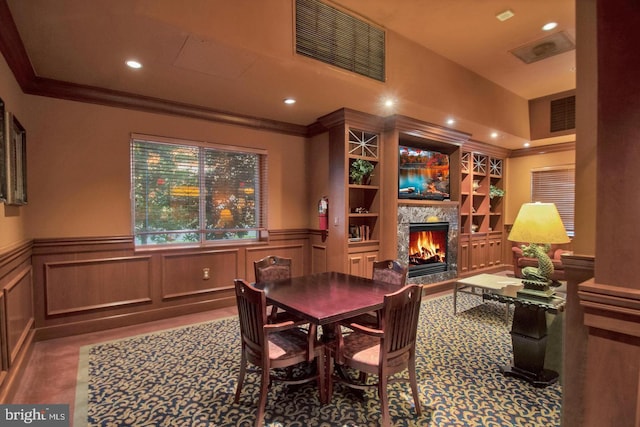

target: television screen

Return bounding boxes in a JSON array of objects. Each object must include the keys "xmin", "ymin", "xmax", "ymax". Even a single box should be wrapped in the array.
[{"xmin": 398, "ymin": 146, "xmax": 450, "ymax": 200}]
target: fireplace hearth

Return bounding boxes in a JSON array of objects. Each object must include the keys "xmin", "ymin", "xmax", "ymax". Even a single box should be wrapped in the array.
[{"xmin": 408, "ymin": 222, "xmax": 449, "ymax": 278}]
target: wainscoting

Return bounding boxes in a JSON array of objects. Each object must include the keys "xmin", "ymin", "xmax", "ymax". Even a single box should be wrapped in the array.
[
  {"xmin": 0, "ymin": 240, "xmax": 34, "ymax": 402},
  {"xmin": 30, "ymin": 231, "xmax": 315, "ymax": 340},
  {"xmin": 0, "ymin": 229, "xmax": 324, "ymax": 401}
]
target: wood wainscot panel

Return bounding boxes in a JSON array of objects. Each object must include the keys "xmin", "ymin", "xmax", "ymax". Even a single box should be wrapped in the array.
[
  {"xmin": 0, "ymin": 291, "xmax": 7, "ymax": 387},
  {"xmin": 45, "ymin": 256, "xmax": 152, "ymax": 316},
  {"xmin": 4, "ymin": 266, "xmax": 34, "ymax": 366},
  {"xmin": 245, "ymin": 244, "xmax": 305, "ymax": 282},
  {"xmin": 578, "ymin": 279, "xmax": 640, "ymax": 427},
  {"xmin": 161, "ymin": 249, "xmax": 240, "ymax": 299},
  {"xmin": 312, "ymin": 244, "xmax": 327, "ymax": 273}
]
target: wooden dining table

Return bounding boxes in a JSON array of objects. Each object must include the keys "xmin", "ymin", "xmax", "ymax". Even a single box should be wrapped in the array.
[
  {"xmin": 253, "ymin": 271, "xmax": 404, "ymax": 326},
  {"xmin": 254, "ymin": 271, "xmax": 406, "ymax": 404}
]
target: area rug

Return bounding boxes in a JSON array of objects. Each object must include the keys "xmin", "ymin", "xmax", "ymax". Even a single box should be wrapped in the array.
[{"xmin": 74, "ymin": 294, "xmax": 561, "ymax": 426}]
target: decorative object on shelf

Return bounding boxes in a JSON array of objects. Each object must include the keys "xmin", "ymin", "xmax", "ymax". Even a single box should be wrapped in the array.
[
  {"xmin": 508, "ymin": 202, "xmax": 570, "ymax": 300},
  {"xmin": 489, "ymin": 184, "xmax": 505, "ymax": 199},
  {"xmin": 349, "ymin": 158, "xmax": 374, "ymax": 185},
  {"xmin": 472, "ymin": 180, "xmax": 480, "ymax": 193},
  {"xmin": 471, "ymin": 224, "xmax": 479, "ymax": 233}
]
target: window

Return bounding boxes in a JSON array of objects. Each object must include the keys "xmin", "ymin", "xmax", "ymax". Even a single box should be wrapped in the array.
[
  {"xmin": 531, "ymin": 165, "xmax": 575, "ymax": 236},
  {"xmin": 131, "ymin": 135, "xmax": 267, "ymax": 246}
]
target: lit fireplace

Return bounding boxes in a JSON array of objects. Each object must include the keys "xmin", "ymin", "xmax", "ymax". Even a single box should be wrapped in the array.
[{"xmin": 408, "ymin": 222, "xmax": 449, "ymax": 278}]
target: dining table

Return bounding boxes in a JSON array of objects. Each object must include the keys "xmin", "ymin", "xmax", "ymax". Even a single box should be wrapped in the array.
[
  {"xmin": 253, "ymin": 271, "xmax": 407, "ymax": 404},
  {"xmin": 253, "ymin": 271, "xmax": 405, "ymax": 327}
]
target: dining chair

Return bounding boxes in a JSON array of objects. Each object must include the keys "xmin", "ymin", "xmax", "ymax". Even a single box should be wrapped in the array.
[
  {"xmin": 254, "ymin": 255, "xmax": 300, "ymax": 322},
  {"xmin": 233, "ymin": 279, "xmax": 326, "ymax": 427},
  {"xmin": 326, "ymin": 284, "xmax": 423, "ymax": 427},
  {"xmin": 346, "ymin": 259, "xmax": 408, "ymax": 328}
]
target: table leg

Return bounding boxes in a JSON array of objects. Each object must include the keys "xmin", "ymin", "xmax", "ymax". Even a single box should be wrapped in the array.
[
  {"xmin": 505, "ymin": 302, "xmax": 510, "ymax": 325},
  {"xmin": 500, "ymin": 304, "xmax": 558, "ymax": 387},
  {"xmin": 453, "ymin": 282, "xmax": 459, "ymax": 315}
]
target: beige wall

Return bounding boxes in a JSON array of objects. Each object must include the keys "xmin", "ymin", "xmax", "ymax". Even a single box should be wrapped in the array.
[
  {"xmin": 505, "ymin": 150, "xmax": 576, "ymax": 224},
  {"xmin": 0, "ymin": 55, "xmax": 31, "ymax": 249},
  {"xmin": 22, "ymin": 97, "xmax": 308, "ymax": 238}
]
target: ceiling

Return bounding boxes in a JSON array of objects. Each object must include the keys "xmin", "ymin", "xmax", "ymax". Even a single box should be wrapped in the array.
[{"xmin": 5, "ymin": 0, "xmax": 575, "ymax": 149}]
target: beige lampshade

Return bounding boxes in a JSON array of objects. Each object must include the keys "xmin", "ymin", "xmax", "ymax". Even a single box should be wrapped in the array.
[{"xmin": 508, "ymin": 202, "xmax": 570, "ymax": 244}]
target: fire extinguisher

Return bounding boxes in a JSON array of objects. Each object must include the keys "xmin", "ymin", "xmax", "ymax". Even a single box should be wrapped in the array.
[{"xmin": 318, "ymin": 196, "xmax": 329, "ymax": 230}]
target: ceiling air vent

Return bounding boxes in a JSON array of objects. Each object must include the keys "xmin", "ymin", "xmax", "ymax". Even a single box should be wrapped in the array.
[
  {"xmin": 550, "ymin": 95, "xmax": 576, "ymax": 132},
  {"xmin": 295, "ymin": 0, "xmax": 385, "ymax": 82},
  {"xmin": 510, "ymin": 31, "xmax": 575, "ymax": 64}
]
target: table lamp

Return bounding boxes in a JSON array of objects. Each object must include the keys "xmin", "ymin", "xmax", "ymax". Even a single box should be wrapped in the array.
[{"xmin": 508, "ymin": 202, "xmax": 570, "ymax": 300}]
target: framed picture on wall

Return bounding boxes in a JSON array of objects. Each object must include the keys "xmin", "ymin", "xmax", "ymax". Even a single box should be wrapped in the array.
[
  {"xmin": 5, "ymin": 112, "xmax": 26, "ymax": 205},
  {"xmin": 0, "ymin": 98, "xmax": 5, "ymax": 203}
]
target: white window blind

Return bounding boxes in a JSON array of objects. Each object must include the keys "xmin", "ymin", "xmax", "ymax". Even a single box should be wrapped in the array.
[
  {"xmin": 131, "ymin": 136, "xmax": 267, "ymax": 246},
  {"xmin": 531, "ymin": 166, "xmax": 575, "ymax": 236}
]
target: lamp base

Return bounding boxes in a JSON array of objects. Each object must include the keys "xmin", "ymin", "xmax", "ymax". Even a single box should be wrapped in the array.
[{"xmin": 518, "ymin": 279, "xmax": 555, "ymax": 301}]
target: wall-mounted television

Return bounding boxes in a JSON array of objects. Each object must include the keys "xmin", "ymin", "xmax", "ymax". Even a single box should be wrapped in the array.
[{"xmin": 398, "ymin": 145, "xmax": 450, "ymax": 201}]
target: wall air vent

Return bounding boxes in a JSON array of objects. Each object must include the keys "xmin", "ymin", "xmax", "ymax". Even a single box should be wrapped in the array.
[
  {"xmin": 550, "ymin": 95, "xmax": 576, "ymax": 132},
  {"xmin": 510, "ymin": 31, "xmax": 575, "ymax": 64},
  {"xmin": 295, "ymin": 0, "xmax": 385, "ymax": 82}
]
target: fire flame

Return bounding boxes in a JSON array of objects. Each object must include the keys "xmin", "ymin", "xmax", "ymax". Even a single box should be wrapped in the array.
[{"xmin": 409, "ymin": 231, "xmax": 446, "ymax": 264}]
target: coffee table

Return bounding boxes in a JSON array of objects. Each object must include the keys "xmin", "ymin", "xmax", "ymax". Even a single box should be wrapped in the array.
[{"xmin": 453, "ymin": 273, "xmax": 524, "ymax": 323}]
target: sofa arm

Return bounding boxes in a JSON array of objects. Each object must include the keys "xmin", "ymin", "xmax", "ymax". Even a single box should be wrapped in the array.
[{"xmin": 553, "ymin": 248, "xmax": 573, "ymax": 261}]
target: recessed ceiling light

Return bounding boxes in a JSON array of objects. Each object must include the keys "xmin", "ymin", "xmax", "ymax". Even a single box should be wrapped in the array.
[
  {"xmin": 446, "ymin": 118, "xmax": 455, "ymax": 125},
  {"xmin": 384, "ymin": 99, "xmax": 395, "ymax": 107},
  {"xmin": 496, "ymin": 9, "xmax": 515, "ymax": 22},
  {"xmin": 524, "ymin": 142, "xmax": 531, "ymax": 147},
  {"xmin": 542, "ymin": 22, "xmax": 558, "ymax": 31},
  {"xmin": 283, "ymin": 98, "xmax": 296, "ymax": 105},
  {"xmin": 490, "ymin": 132, "xmax": 499, "ymax": 139},
  {"xmin": 126, "ymin": 60, "xmax": 142, "ymax": 69}
]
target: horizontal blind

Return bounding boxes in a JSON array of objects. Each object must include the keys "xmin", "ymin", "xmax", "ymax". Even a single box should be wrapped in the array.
[
  {"xmin": 531, "ymin": 166, "xmax": 575, "ymax": 235},
  {"xmin": 131, "ymin": 137, "xmax": 267, "ymax": 246}
]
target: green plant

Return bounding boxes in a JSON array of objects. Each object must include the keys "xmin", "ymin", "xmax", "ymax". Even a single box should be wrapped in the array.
[
  {"xmin": 489, "ymin": 184, "xmax": 505, "ymax": 199},
  {"xmin": 350, "ymin": 159, "xmax": 374, "ymax": 184}
]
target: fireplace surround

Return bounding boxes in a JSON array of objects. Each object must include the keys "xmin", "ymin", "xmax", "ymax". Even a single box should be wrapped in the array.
[
  {"xmin": 398, "ymin": 204, "xmax": 458, "ymax": 284},
  {"xmin": 408, "ymin": 222, "xmax": 449, "ymax": 277}
]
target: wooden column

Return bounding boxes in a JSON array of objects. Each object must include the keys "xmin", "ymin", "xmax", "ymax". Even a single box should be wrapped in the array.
[{"xmin": 574, "ymin": 1, "xmax": 640, "ymax": 425}]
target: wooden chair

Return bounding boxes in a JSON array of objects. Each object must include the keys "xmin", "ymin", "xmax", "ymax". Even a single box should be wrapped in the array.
[
  {"xmin": 326, "ymin": 284, "xmax": 423, "ymax": 427},
  {"xmin": 346, "ymin": 260, "xmax": 408, "ymax": 328},
  {"xmin": 253, "ymin": 255, "xmax": 300, "ymax": 322},
  {"xmin": 233, "ymin": 279, "xmax": 325, "ymax": 427}
]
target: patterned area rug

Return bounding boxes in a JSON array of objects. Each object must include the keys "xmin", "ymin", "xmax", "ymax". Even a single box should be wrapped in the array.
[{"xmin": 75, "ymin": 294, "xmax": 561, "ymax": 426}]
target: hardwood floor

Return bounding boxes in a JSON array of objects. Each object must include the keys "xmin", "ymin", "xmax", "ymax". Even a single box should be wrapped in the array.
[{"xmin": 10, "ymin": 305, "xmax": 239, "ymax": 418}]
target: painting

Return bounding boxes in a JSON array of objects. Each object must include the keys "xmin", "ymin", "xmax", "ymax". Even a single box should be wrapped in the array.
[{"xmin": 5, "ymin": 112, "xmax": 26, "ymax": 205}]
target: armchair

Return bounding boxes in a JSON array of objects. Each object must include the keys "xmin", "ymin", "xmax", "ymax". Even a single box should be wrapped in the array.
[{"xmin": 511, "ymin": 241, "xmax": 572, "ymax": 282}]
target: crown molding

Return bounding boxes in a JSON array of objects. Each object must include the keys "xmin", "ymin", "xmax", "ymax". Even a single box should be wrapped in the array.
[{"xmin": 0, "ymin": 1, "xmax": 307, "ymax": 137}]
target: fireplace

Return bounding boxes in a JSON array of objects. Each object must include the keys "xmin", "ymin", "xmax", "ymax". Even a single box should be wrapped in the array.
[{"xmin": 408, "ymin": 222, "xmax": 449, "ymax": 278}]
